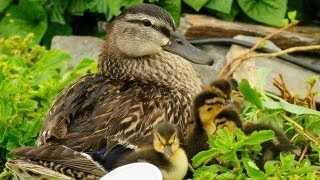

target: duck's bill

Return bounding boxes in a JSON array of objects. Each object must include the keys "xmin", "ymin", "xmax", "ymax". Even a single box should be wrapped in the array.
[{"xmin": 163, "ymin": 31, "xmax": 214, "ymax": 66}]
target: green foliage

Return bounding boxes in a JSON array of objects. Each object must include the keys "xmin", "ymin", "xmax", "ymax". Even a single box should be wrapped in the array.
[
  {"xmin": 238, "ymin": 0, "xmax": 287, "ymax": 27},
  {"xmin": 192, "ymin": 128, "xmax": 318, "ymax": 179},
  {"xmin": 0, "ymin": 34, "xmax": 97, "ymax": 167},
  {"xmin": 0, "ymin": 0, "xmax": 314, "ymax": 48},
  {"xmin": 193, "ymin": 69, "xmax": 320, "ymax": 178},
  {"xmin": 0, "ymin": 0, "xmax": 47, "ymax": 44}
]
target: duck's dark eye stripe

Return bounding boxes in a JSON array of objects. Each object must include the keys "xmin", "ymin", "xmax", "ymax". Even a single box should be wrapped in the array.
[
  {"xmin": 159, "ymin": 26, "xmax": 170, "ymax": 37},
  {"xmin": 126, "ymin": 19, "xmax": 171, "ymax": 38}
]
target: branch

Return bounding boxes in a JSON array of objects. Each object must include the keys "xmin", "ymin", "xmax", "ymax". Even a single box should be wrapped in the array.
[
  {"xmin": 225, "ymin": 45, "xmax": 320, "ymax": 78},
  {"xmin": 217, "ymin": 22, "xmax": 298, "ymax": 78}
]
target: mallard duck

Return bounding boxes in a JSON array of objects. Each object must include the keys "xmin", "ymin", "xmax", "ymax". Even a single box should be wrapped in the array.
[
  {"xmin": 112, "ymin": 122, "xmax": 188, "ymax": 180},
  {"xmin": 243, "ymin": 123, "xmax": 301, "ymax": 169},
  {"xmin": 7, "ymin": 3, "xmax": 213, "ymax": 179}
]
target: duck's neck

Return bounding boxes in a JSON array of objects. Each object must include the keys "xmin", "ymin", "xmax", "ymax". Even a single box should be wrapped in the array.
[{"xmin": 99, "ymin": 50, "xmax": 202, "ymax": 95}]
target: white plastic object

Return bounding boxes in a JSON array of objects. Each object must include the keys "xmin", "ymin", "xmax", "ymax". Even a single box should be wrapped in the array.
[{"xmin": 100, "ymin": 162, "xmax": 162, "ymax": 180}]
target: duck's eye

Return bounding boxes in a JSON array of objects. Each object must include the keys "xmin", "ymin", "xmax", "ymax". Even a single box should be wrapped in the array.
[{"xmin": 142, "ymin": 19, "xmax": 152, "ymax": 27}]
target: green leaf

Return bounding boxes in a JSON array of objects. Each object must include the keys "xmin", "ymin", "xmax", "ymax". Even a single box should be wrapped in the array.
[
  {"xmin": 192, "ymin": 149, "xmax": 219, "ymax": 168},
  {"xmin": 238, "ymin": 79, "xmax": 262, "ymax": 108},
  {"xmin": 183, "ymin": 0, "xmax": 208, "ymax": 11},
  {"xmin": 205, "ymin": 0, "xmax": 233, "ymax": 14},
  {"xmin": 0, "ymin": 0, "xmax": 48, "ymax": 44},
  {"xmin": 263, "ymin": 100, "xmax": 320, "ymax": 116},
  {"xmin": 256, "ymin": 68, "xmax": 272, "ymax": 90},
  {"xmin": 0, "ymin": 0, "xmax": 12, "ymax": 13},
  {"xmin": 305, "ymin": 75, "xmax": 319, "ymax": 85},
  {"xmin": 159, "ymin": 0, "xmax": 181, "ymax": 25},
  {"xmin": 88, "ymin": 0, "xmax": 109, "ymax": 16},
  {"xmin": 242, "ymin": 158, "xmax": 266, "ymax": 178},
  {"xmin": 264, "ymin": 161, "xmax": 277, "ymax": 175},
  {"xmin": 216, "ymin": 4, "xmax": 240, "ymax": 21},
  {"xmin": 244, "ymin": 130, "xmax": 274, "ymax": 145},
  {"xmin": 288, "ymin": 11, "xmax": 297, "ymax": 22},
  {"xmin": 16, "ymin": 99, "xmax": 38, "ymax": 111},
  {"xmin": 68, "ymin": 0, "xmax": 90, "ymax": 16},
  {"xmin": 107, "ymin": 0, "xmax": 143, "ymax": 17},
  {"xmin": 193, "ymin": 165, "xmax": 229, "ymax": 179},
  {"xmin": 32, "ymin": 50, "xmax": 72, "ymax": 72},
  {"xmin": 237, "ymin": 0, "xmax": 287, "ymax": 26},
  {"xmin": 48, "ymin": 0, "xmax": 69, "ymax": 24}
]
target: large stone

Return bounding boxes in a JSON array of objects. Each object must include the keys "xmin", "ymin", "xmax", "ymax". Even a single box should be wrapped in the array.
[{"xmin": 179, "ymin": 14, "xmax": 320, "ymax": 51}]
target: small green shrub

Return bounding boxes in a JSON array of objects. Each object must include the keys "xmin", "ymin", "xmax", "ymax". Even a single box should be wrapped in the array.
[
  {"xmin": 192, "ymin": 68, "xmax": 320, "ymax": 179},
  {"xmin": 0, "ymin": 34, "xmax": 97, "ymax": 168}
]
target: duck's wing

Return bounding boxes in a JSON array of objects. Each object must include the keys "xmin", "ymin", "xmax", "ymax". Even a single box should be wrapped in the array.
[
  {"xmin": 55, "ymin": 81, "xmax": 192, "ymax": 154},
  {"xmin": 37, "ymin": 74, "xmax": 114, "ymax": 145},
  {"xmin": 37, "ymin": 74, "xmax": 192, "ymax": 154},
  {"xmin": 6, "ymin": 159, "xmax": 74, "ymax": 180},
  {"xmin": 10, "ymin": 145, "xmax": 107, "ymax": 177}
]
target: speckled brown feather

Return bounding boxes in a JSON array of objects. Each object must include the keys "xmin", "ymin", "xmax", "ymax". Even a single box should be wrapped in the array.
[{"xmin": 11, "ymin": 145, "xmax": 106, "ymax": 177}]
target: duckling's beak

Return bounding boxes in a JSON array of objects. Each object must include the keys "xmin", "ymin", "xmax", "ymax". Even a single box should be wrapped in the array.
[
  {"xmin": 164, "ymin": 145, "xmax": 173, "ymax": 157},
  {"xmin": 163, "ymin": 31, "xmax": 214, "ymax": 66}
]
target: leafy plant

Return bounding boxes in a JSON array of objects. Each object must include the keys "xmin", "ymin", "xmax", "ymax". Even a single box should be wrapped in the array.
[
  {"xmin": 192, "ymin": 128, "xmax": 318, "ymax": 179},
  {"xmin": 0, "ymin": 34, "xmax": 97, "ymax": 170},
  {"xmin": 192, "ymin": 68, "xmax": 320, "ymax": 178},
  {"xmin": 0, "ymin": 0, "xmax": 315, "ymax": 48}
]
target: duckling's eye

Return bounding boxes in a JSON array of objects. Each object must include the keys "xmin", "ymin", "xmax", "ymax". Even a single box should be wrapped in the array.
[{"xmin": 142, "ymin": 19, "xmax": 152, "ymax": 27}]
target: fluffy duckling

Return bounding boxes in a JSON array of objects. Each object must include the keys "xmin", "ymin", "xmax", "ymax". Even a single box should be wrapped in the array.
[
  {"xmin": 210, "ymin": 78, "xmax": 244, "ymax": 112},
  {"xmin": 185, "ymin": 90, "xmax": 243, "ymax": 159},
  {"xmin": 113, "ymin": 122, "xmax": 188, "ymax": 180},
  {"xmin": 243, "ymin": 123, "xmax": 301, "ymax": 169}
]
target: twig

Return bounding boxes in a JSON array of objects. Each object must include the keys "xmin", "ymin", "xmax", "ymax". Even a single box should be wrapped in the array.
[
  {"xmin": 299, "ymin": 142, "xmax": 309, "ymax": 163},
  {"xmin": 281, "ymin": 114, "xmax": 320, "ymax": 145},
  {"xmin": 225, "ymin": 45, "xmax": 320, "ymax": 78},
  {"xmin": 217, "ymin": 22, "xmax": 298, "ymax": 78}
]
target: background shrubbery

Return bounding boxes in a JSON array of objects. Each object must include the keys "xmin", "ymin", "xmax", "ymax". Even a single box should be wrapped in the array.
[
  {"xmin": 0, "ymin": 34, "xmax": 97, "ymax": 172},
  {"xmin": 0, "ymin": 0, "xmax": 319, "ymax": 48}
]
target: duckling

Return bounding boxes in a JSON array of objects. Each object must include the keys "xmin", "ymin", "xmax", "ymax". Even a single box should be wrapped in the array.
[
  {"xmin": 243, "ymin": 123, "xmax": 301, "ymax": 169},
  {"xmin": 210, "ymin": 78, "xmax": 244, "ymax": 112},
  {"xmin": 112, "ymin": 122, "xmax": 188, "ymax": 180},
  {"xmin": 214, "ymin": 108, "xmax": 243, "ymax": 134},
  {"xmin": 209, "ymin": 79, "xmax": 233, "ymax": 99},
  {"xmin": 185, "ymin": 90, "xmax": 243, "ymax": 159},
  {"xmin": 8, "ymin": 3, "xmax": 213, "ymax": 179}
]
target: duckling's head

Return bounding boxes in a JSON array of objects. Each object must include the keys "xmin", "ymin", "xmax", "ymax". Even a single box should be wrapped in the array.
[
  {"xmin": 214, "ymin": 108, "xmax": 243, "ymax": 135},
  {"xmin": 103, "ymin": 3, "xmax": 213, "ymax": 64},
  {"xmin": 153, "ymin": 122, "xmax": 180, "ymax": 157},
  {"xmin": 193, "ymin": 91, "xmax": 227, "ymax": 135},
  {"xmin": 210, "ymin": 79, "xmax": 232, "ymax": 99}
]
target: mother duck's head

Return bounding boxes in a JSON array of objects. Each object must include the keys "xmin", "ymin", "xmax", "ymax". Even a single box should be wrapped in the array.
[{"xmin": 102, "ymin": 3, "xmax": 213, "ymax": 64}]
